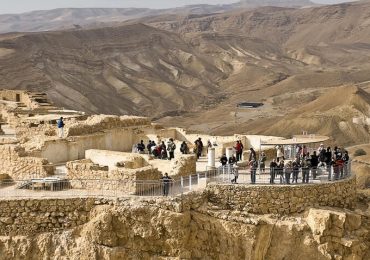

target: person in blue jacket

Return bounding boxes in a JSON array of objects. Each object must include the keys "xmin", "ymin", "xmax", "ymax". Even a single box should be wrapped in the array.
[{"xmin": 57, "ymin": 117, "xmax": 65, "ymax": 138}]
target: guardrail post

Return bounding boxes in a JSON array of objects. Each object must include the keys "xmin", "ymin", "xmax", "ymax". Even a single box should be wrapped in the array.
[
  {"xmin": 197, "ymin": 173, "xmax": 200, "ymax": 184},
  {"xmin": 189, "ymin": 175, "xmax": 192, "ymax": 191}
]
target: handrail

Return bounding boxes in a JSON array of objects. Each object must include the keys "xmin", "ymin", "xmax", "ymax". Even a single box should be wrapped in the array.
[{"xmin": 1, "ymin": 163, "xmax": 353, "ymax": 198}]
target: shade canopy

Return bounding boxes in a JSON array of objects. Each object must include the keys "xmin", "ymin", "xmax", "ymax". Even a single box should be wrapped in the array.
[{"xmin": 260, "ymin": 135, "xmax": 330, "ymax": 146}]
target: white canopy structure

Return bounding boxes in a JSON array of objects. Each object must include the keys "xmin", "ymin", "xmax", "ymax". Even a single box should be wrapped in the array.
[
  {"xmin": 259, "ymin": 134, "xmax": 330, "ymax": 161},
  {"xmin": 260, "ymin": 135, "xmax": 330, "ymax": 146}
]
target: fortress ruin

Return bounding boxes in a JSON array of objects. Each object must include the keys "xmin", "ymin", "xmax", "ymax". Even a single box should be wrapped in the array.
[{"xmin": 0, "ymin": 90, "xmax": 366, "ymax": 260}]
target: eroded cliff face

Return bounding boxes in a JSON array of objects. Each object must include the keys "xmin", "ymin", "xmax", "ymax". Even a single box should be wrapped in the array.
[{"xmin": 0, "ymin": 194, "xmax": 369, "ymax": 260}]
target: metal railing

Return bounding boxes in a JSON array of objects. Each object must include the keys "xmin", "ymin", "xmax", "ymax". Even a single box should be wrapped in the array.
[
  {"xmin": 0, "ymin": 162, "xmax": 352, "ymax": 198},
  {"xmin": 213, "ymin": 162, "xmax": 352, "ymax": 185}
]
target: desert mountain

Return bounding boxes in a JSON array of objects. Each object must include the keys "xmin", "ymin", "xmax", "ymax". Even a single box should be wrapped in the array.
[
  {"xmin": 247, "ymin": 85, "xmax": 370, "ymax": 146},
  {"xmin": 0, "ymin": 1, "xmax": 369, "ymax": 145},
  {"xmin": 149, "ymin": 1, "xmax": 370, "ymax": 68},
  {"xmin": 0, "ymin": 24, "xmax": 228, "ymax": 115},
  {"xmin": 0, "ymin": 0, "xmax": 315, "ymax": 33}
]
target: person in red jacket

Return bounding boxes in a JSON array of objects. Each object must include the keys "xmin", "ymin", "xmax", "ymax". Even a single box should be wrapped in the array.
[{"xmin": 234, "ymin": 140, "xmax": 244, "ymax": 162}]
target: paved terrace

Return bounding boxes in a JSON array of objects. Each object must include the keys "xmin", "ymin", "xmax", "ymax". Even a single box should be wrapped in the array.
[{"xmin": 0, "ymin": 163, "xmax": 353, "ymax": 199}]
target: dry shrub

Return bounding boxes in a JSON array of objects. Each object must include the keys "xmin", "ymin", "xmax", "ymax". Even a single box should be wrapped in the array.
[{"xmin": 354, "ymin": 149, "xmax": 367, "ymax": 157}]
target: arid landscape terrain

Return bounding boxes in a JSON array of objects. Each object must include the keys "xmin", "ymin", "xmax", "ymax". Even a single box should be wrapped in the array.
[
  {"xmin": 0, "ymin": 1, "xmax": 370, "ymax": 260},
  {"xmin": 0, "ymin": 1, "xmax": 369, "ymax": 145}
]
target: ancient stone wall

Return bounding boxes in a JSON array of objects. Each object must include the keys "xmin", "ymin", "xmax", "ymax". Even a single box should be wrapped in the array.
[
  {"xmin": 37, "ymin": 128, "xmax": 142, "ymax": 164},
  {"xmin": 66, "ymin": 115, "xmax": 151, "ymax": 137},
  {"xmin": 0, "ymin": 198, "xmax": 108, "ymax": 236},
  {"xmin": 0, "ymin": 194, "xmax": 202, "ymax": 236},
  {"xmin": 206, "ymin": 177, "xmax": 356, "ymax": 214},
  {"xmin": 15, "ymin": 122, "xmax": 56, "ymax": 142},
  {"xmin": 0, "ymin": 90, "xmax": 50, "ymax": 110},
  {"xmin": 85, "ymin": 149, "xmax": 148, "ymax": 170},
  {"xmin": 0, "ymin": 145, "xmax": 52, "ymax": 179},
  {"xmin": 66, "ymin": 160, "xmax": 162, "ymax": 194},
  {"xmin": 171, "ymin": 154, "xmax": 197, "ymax": 176}
]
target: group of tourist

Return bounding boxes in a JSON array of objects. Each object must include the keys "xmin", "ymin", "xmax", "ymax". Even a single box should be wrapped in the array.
[
  {"xmin": 159, "ymin": 141, "xmax": 351, "ymax": 196},
  {"xmin": 134, "ymin": 137, "xmax": 208, "ymax": 161},
  {"xmin": 217, "ymin": 140, "xmax": 246, "ymax": 183},
  {"xmin": 220, "ymin": 143, "xmax": 351, "ymax": 185},
  {"xmin": 261, "ymin": 144, "xmax": 350, "ymax": 184},
  {"xmin": 134, "ymin": 139, "xmax": 178, "ymax": 160}
]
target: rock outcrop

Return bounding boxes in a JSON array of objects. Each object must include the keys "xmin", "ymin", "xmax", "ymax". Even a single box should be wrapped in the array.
[{"xmin": 0, "ymin": 190, "xmax": 369, "ymax": 260}]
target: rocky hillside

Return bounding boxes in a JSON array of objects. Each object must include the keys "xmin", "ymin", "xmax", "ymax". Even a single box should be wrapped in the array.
[
  {"xmin": 0, "ymin": 1, "xmax": 370, "ymax": 144},
  {"xmin": 0, "ymin": 24, "xmax": 227, "ymax": 115},
  {"xmin": 151, "ymin": 1, "xmax": 370, "ymax": 68},
  {"xmin": 246, "ymin": 85, "xmax": 370, "ymax": 145},
  {"xmin": 0, "ymin": 1, "xmax": 315, "ymax": 33},
  {"xmin": 0, "ymin": 194, "xmax": 369, "ymax": 260}
]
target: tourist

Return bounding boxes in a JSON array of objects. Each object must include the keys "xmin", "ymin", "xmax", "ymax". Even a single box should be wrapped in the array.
[
  {"xmin": 180, "ymin": 141, "xmax": 189, "ymax": 154},
  {"xmin": 277, "ymin": 159, "xmax": 285, "ymax": 184},
  {"xmin": 269, "ymin": 159, "xmax": 278, "ymax": 184},
  {"xmin": 229, "ymin": 154, "xmax": 237, "ymax": 165},
  {"xmin": 318, "ymin": 145, "xmax": 326, "ymax": 168},
  {"xmin": 325, "ymin": 147, "xmax": 332, "ymax": 173},
  {"xmin": 194, "ymin": 138, "xmax": 203, "ymax": 159},
  {"xmin": 342, "ymin": 150, "xmax": 350, "ymax": 176},
  {"xmin": 161, "ymin": 173, "xmax": 172, "ymax": 196},
  {"xmin": 160, "ymin": 141, "xmax": 167, "ymax": 159},
  {"xmin": 317, "ymin": 143, "xmax": 325, "ymax": 154},
  {"xmin": 284, "ymin": 161, "xmax": 292, "ymax": 184},
  {"xmin": 137, "ymin": 140, "xmax": 145, "ymax": 153},
  {"xmin": 310, "ymin": 151, "xmax": 319, "ymax": 179},
  {"xmin": 336, "ymin": 154, "xmax": 344, "ymax": 179},
  {"xmin": 276, "ymin": 145, "xmax": 284, "ymax": 161},
  {"xmin": 152, "ymin": 144, "xmax": 160, "ymax": 158},
  {"xmin": 333, "ymin": 159, "xmax": 341, "ymax": 180},
  {"xmin": 334, "ymin": 146, "xmax": 339, "ymax": 159},
  {"xmin": 207, "ymin": 140, "xmax": 212, "ymax": 150},
  {"xmin": 147, "ymin": 140, "xmax": 153, "ymax": 154},
  {"xmin": 132, "ymin": 144, "xmax": 138, "ymax": 153},
  {"xmin": 259, "ymin": 152, "xmax": 267, "ymax": 173},
  {"xmin": 301, "ymin": 145, "xmax": 308, "ymax": 158},
  {"xmin": 336, "ymin": 147, "xmax": 342, "ymax": 160},
  {"xmin": 220, "ymin": 154, "xmax": 228, "ymax": 167},
  {"xmin": 292, "ymin": 158, "xmax": 300, "ymax": 184},
  {"xmin": 301, "ymin": 156, "xmax": 310, "ymax": 183},
  {"xmin": 231, "ymin": 164, "xmax": 239, "ymax": 184},
  {"xmin": 57, "ymin": 117, "xmax": 65, "ymax": 138},
  {"xmin": 167, "ymin": 138, "xmax": 176, "ymax": 160},
  {"xmin": 249, "ymin": 148, "xmax": 256, "ymax": 162},
  {"xmin": 250, "ymin": 159, "xmax": 258, "ymax": 184},
  {"xmin": 296, "ymin": 145, "xmax": 302, "ymax": 158},
  {"xmin": 235, "ymin": 140, "xmax": 244, "ymax": 161},
  {"xmin": 151, "ymin": 141, "xmax": 157, "ymax": 154}
]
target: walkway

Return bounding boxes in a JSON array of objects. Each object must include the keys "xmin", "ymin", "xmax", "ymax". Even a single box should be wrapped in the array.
[{"xmin": 0, "ymin": 164, "xmax": 352, "ymax": 199}]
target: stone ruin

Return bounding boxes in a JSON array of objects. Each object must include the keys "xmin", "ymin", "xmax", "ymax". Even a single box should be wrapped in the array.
[
  {"xmin": 0, "ymin": 90, "xmax": 286, "ymax": 193},
  {"xmin": 0, "ymin": 90, "xmax": 368, "ymax": 260},
  {"xmin": 0, "ymin": 90, "xmax": 272, "ymax": 194}
]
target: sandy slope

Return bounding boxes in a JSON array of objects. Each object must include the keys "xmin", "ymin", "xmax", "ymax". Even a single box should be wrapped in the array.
[{"xmin": 0, "ymin": 1, "xmax": 370, "ymax": 145}]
